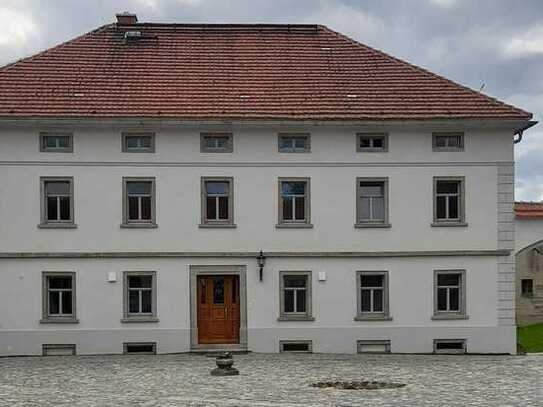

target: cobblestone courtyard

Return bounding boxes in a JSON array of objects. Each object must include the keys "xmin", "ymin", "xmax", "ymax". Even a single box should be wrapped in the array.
[{"xmin": 0, "ymin": 353, "xmax": 542, "ymax": 406}]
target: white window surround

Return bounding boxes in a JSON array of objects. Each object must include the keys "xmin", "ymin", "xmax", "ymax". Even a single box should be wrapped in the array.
[
  {"xmin": 121, "ymin": 177, "xmax": 157, "ymax": 228},
  {"xmin": 200, "ymin": 177, "xmax": 236, "ymax": 228},
  {"xmin": 122, "ymin": 271, "xmax": 159, "ymax": 323},
  {"xmin": 122, "ymin": 132, "xmax": 155, "ymax": 153},
  {"xmin": 355, "ymin": 177, "xmax": 390, "ymax": 228},
  {"xmin": 432, "ymin": 132, "xmax": 464, "ymax": 152},
  {"xmin": 278, "ymin": 271, "xmax": 314, "ymax": 321},
  {"xmin": 277, "ymin": 177, "xmax": 312, "ymax": 228},
  {"xmin": 278, "ymin": 133, "xmax": 311, "ymax": 153},
  {"xmin": 39, "ymin": 132, "xmax": 73, "ymax": 153},
  {"xmin": 41, "ymin": 272, "xmax": 78, "ymax": 324},
  {"xmin": 39, "ymin": 177, "xmax": 77, "ymax": 229},
  {"xmin": 432, "ymin": 176, "xmax": 467, "ymax": 227},
  {"xmin": 355, "ymin": 271, "xmax": 392, "ymax": 321},
  {"xmin": 432, "ymin": 270, "xmax": 468, "ymax": 320},
  {"xmin": 200, "ymin": 133, "xmax": 233, "ymax": 153},
  {"xmin": 356, "ymin": 133, "xmax": 388, "ymax": 152}
]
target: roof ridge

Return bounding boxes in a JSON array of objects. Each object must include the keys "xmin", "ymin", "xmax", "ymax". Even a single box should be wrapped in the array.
[
  {"xmin": 0, "ymin": 23, "xmax": 114, "ymax": 72},
  {"xmin": 319, "ymin": 25, "xmax": 533, "ymax": 120}
]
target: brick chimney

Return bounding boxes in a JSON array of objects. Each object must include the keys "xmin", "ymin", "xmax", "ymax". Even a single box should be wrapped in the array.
[{"xmin": 116, "ymin": 12, "xmax": 138, "ymax": 25}]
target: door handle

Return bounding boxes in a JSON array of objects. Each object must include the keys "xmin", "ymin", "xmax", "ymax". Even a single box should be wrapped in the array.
[{"xmin": 225, "ymin": 307, "xmax": 227, "ymax": 318}]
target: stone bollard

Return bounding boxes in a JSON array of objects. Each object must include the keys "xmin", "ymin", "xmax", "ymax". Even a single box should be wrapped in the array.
[{"xmin": 210, "ymin": 352, "xmax": 239, "ymax": 376}]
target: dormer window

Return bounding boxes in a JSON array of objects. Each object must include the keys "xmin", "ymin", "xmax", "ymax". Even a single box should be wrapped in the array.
[
  {"xmin": 357, "ymin": 133, "xmax": 387, "ymax": 152},
  {"xmin": 200, "ymin": 133, "xmax": 233, "ymax": 153},
  {"xmin": 40, "ymin": 132, "xmax": 73, "ymax": 153},
  {"xmin": 433, "ymin": 132, "xmax": 464, "ymax": 151},
  {"xmin": 122, "ymin": 133, "xmax": 155, "ymax": 153}
]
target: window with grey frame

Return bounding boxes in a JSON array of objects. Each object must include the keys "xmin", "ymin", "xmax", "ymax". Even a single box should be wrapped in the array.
[
  {"xmin": 278, "ymin": 134, "xmax": 310, "ymax": 153},
  {"xmin": 434, "ymin": 270, "xmax": 466, "ymax": 319},
  {"xmin": 41, "ymin": 272, "xmax": 77, "ymax": 323},
  {"xmin": 122, "ymin": 133, "xmax": 155, "ymax": 153},
  {"xmin": 123, "ymin": 272, "xmax": 158, "ymax": 322},
  {"xmin": 40, "ymin": 177, "xmax": 75, "ymax": 228},
  {"xmin": 433, "ymin": 177, "xmax": 465, "ymax": 225},
  {"xmin": 357, "ymin": 133, "xmax": 387, "ymax": 152},
  {"xmin": 122, "ymin": 178, "xmax": 156, "ymax": 227},
  {"xmin": 40, "ymin": 132, "xmax": 73, "ymax": 153},
  {"xmin": 279, "ymin": 271, "xmax": 313, "ymax": 321},
  {"xmin": 201, "ymin": 177, "xmax": 235, "ymax": 227},
  {"xmin": 433, "ymin": 132, "xmax": 464, "ymax": 151},
  {"xmin": 356, "ymin": 178, "xmax": 389, "ymax": 227},
  {"xmin": 200, "ymin": 133, "xmax": 233, "ymax": 153},
  {"xmin": 356, "ymin": 271, "xmax": 390, "ymax": 320},
  {"xmin": 278, "ymin": 178, "xmax": 311, "ymax": 227}
]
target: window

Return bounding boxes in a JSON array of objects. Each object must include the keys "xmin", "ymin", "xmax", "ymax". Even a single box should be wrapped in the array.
[
  {"xmin": 122, "ymin": 133, "xmax": 155, "ymax": 153},
  {"xmin": 433, "ymin": 270, "xmax": 467, "ymax": 319},
  {"xmin": 200, "ymin": 133, "xmax": 233, "ymax": 153},
  {"xmin": 41, "ymin": 272, "xmax": 77, "ymax": 323},
  {"xmin": 357, "ymin": 340, "xmax": 391, "ymax": 354},
  {"xmin": 122, "ymin": 178, "xmax": 157, "ymax": 227},
  {"xmin": 433, "ymin": 177, "xmax": 466, "ymax": 226},
  {"xmin": 40, "ymin": 132, "xmax": 73, "ymax": 153},
  {"xmin": 357, "ymin": 133, "xmax": 388, "ymax": 152},
  {"xmin": 433, "ymin": 132, "xmax": 464, "ymax": 151},
  {"xmin": 433, "ymin": 339, "xmax": 467, "ymax": 354},
  {"xmin": 122, "ymin": 271, "xmax": 158, "ymax": 322},
  {"xmin": 42, "ymin": 344, "xmax": 76, "ymax": 356},
  {"xmin": 279, "ymin": 271, "xmax": 313, "ymax": 321},
  {"xmin": 40, "ymin": 177, "xmax": 75, "ymax": 228},
  {"xmin": 279, "ymin": 340, "xmax": 312, "ymax": 353},
  {"xmin": 278, "ymin": 134, "xmax": 310, "ymax": 153},
  {"xmin": 521, "ymin": 279, "xmax": 534, "ymax": 297},
  {"xmin": 356, "ymin": 178, "xmax": 389, "ymax": 227},
  {"xmin": 277, "ymin": 178, "xmax": 311, "ymax": 227},
  {"xmin": 123, "ymin": 342, "xmax": 157, "ymax": 355},
  {"xmin": 200, "ymin": 177, "xmax": 235, "ymax": 227},
  {"xmin": 356, "ymin": 271, "xmax": 390, "ymax": 320}
]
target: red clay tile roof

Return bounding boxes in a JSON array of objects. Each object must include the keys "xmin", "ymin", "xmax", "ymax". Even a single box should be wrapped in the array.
[
  {"xmin": 0, "ymin": 23, "xmax": 533, "ymax": 121},
  {"xmin": 515, "ymin": 202, "xmax": 543, "ymax": 219}
]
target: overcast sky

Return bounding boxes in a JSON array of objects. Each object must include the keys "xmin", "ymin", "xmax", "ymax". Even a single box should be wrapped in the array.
[{"xmin": 1, "ymin": 0, "xmax": 542, "ymax": 200}]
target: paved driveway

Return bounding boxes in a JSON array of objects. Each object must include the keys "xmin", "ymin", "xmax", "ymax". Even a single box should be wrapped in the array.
[{"xmin": 0, "ymin": 353, "xmax": 541, "ymax": 406}]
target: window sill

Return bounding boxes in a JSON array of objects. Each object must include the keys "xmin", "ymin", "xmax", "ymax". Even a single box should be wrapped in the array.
[
  {"xmin": 38, "ymin": 223, "xmax": 77, "ymax": 229},
  {"xmin": 121, "ymin": 317, "xmax": 160, "ymax": 323},
  {"xmin": 120, "ymin": 223, "xmax": 158, "ymax": 229},
  {"xmin": 277, "ymin": 316, "xmax": 315, "ymax": 321},
  {"xmin": 431, "ymin": 222, "xmax": 468, "ymax": 228},
  {"xmin": 431, "ymin": 314, "xmax": 469, "ymax": 320},
  {"xmin": 40, "ymin": 318, "xmax": 79, "ymax": 324},
  {"xmin": 354, "ymin": 223, "xmax": 391, "ymax": 229},
  {"xmin": 198, "ymin": 224, "xmax": 237, "ymax": 229},
  {"xmin": 276, "ymin": 223, "xmax": 314, "ymax": 229},
  {"xmin": 356, "ymin": 149, "xmax": 388, "ymax": 153},
  {"xmin": 354, "ymin": 315, "xmax": 393, "ymax": 321},
  {"xmin": 432, "ymin": 148, "xmax": 464, "ymax": 152}
]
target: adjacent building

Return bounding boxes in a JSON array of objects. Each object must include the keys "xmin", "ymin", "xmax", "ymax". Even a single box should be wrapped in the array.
[
  {"xmin": 515, "ymin": 202, "xmax": 543, "ymax": 326},
  {"xmin": 0, "ymin": 13, "xmax": 536, "ymax": 356}
]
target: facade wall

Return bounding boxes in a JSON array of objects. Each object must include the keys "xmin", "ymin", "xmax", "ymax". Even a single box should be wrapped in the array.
[
  {"xmin": 0, "ymin": 256, "xmax": 514, "ymax": 355},
  {"xmin": 0, "ymin": 124, "xmax": 516, "ymax": 354}
]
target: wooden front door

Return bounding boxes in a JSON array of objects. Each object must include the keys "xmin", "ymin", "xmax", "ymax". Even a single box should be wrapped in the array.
[{"xmin": 197, "ymin": 275, "xmax": 240, "ymax": 344}]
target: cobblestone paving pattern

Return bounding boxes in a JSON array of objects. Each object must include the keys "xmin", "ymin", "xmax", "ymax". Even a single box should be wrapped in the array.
[{"xmin": 0, "ymin": 353, "xmax": 542, "ymax": 406}]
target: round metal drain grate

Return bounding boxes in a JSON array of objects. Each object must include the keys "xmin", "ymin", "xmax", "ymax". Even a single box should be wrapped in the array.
[{"xmin": 311, "ymin": 381, "xmax": 406, "ymax": 390}]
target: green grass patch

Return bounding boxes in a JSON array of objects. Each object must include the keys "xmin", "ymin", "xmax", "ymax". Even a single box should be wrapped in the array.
[{"xmin": 517, "ymin": 323, "xmax": 543, "ymax": 353}]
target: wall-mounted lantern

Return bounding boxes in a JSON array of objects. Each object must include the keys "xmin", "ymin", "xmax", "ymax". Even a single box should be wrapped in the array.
[{"xmin": 257, "ymin": 250, "xmax": 266, "ymax": 281}]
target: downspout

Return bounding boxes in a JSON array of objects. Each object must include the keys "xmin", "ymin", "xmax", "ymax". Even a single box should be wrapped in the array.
[{"xmin": 514, "ymin": 120, "xmax": 538, "ymax": 144}]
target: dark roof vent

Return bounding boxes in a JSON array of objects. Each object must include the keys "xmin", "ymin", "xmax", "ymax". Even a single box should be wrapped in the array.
[
  {"xmin": 124, "ymin": 31, "xmax": 142, "ymax": 43},
  {"xmin": 116, "ymin": 12, "xmax": 138, "ymax": 25}
]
